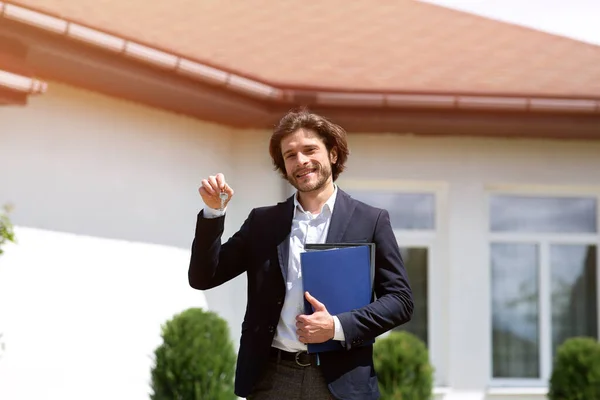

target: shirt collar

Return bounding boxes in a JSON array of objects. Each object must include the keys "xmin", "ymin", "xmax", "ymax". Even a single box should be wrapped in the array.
[{"xmin": 293, "ymin": 184, "xmax": 338, "ymax": 216}]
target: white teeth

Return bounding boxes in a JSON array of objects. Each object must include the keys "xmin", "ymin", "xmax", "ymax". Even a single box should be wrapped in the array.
[{"xmin": 297, "ymin": 170, "xmax": 314, "ymax": 177}]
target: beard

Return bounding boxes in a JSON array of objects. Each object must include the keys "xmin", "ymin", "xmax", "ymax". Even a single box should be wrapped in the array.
[{"xmin": 287, "ymin": 161, "xmax": 332, "ymax": 193}]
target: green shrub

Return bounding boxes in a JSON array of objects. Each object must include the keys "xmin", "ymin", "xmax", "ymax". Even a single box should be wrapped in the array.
[
  {"xmin": 548, "ymin": 337, "xmax": 600, "ymax": 400},
  {"xmin": 150, "ymin": 308, "xmax": 237, "ymax": 400},
  {"xmin": 0, "ymin": 204, "xmax": 16, "ymax": 256},
  {"xmin": 373, "ymin": 331, "xmax": 434, "ymax": 400},
  {"xmin": 0, "ymin": 204, "xmax": 15, "ymax": 361}
]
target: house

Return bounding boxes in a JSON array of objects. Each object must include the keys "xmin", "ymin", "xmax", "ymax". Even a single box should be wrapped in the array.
[
  {"xmin": 1, "ymin": 0, "xmax": 599, "ymax": 399},
  {"xmin": 0, "ymin": 24, "xmax": 45, "ymax": 105}
]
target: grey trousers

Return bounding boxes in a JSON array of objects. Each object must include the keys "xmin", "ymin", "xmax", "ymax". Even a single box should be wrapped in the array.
[{"xmin": 246, "ymin": 356, "xmax": 335, "ymax": 400}]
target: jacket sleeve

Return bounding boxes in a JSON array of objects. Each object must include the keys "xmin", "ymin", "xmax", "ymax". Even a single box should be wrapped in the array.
[
  {"xmin": 188, "ymin": 209, "xmax": 255, "ymax": 290},
  {"xmin": 336, "ymin": 209, "xmax": 414, "ymax": 350}
]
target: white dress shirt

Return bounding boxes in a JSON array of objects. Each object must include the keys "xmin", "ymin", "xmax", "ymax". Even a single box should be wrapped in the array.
[{"xmin": 203, "ymin": 186, "xmax": 346, "ymax": 352}]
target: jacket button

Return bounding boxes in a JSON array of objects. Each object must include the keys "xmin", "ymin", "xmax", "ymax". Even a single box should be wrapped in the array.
[
  {"xmin": 268, "ymin": 326, "xmax": 275, "ymax": 333},
  {"xmin": 277, "ymin": 300, "xmax": 283, "ymax": 305}
]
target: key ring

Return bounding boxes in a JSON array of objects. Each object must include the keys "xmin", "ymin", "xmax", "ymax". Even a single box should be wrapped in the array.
[{"xmin": 219, "ymin": 191, "xmax": 228, "ymax": 210}]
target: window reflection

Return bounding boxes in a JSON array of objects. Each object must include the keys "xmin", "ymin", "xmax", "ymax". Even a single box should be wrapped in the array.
[
  {"xmin": 551, "ymin": 245, "xmax": 598, "ymax": 357},
  {"xmin": 396, "ymin": 247, "xmax": 428, "ymax": 346},
  {"xmin": 491, "ymin": 243, "xmax": 540, "ymax": 378},
  {"xmin": 490, "ymin": 196, "xmax": 597, "ymax": 233},
  {"xmin": 347, "ymin": 191, "xmax": 435, "ymax": 230}
]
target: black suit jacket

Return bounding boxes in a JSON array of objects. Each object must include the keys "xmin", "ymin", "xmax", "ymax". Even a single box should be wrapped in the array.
[{"xmin": 188, "ymin": 188, "xmax": 414, "ymax": 400}]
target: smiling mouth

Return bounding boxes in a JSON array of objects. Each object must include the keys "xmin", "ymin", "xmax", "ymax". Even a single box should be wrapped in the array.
[{"xmin": 296, "ymin": 168, "xmax": 316, "ymax": 178}]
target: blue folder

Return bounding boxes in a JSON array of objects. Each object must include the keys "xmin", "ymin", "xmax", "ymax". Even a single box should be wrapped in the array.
[{"xmin": 301, "ymin": 243, "xmax": 375, "ymax": 353}]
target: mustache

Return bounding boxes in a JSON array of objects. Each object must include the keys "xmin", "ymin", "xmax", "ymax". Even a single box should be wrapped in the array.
[{"xmin": 293, "ymin": 163, "xmax": 320, "ymax": 176}]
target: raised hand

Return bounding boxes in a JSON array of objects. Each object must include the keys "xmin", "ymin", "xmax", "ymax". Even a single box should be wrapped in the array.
[{"xmin": 199, "ymin": 173, "xmax": 234, "ymax": 210}]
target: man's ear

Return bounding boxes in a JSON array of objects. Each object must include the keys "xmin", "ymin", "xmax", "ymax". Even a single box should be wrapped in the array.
[{"xmin": 330, "ymin": 147, "xmax": 338, "ymax": 164}]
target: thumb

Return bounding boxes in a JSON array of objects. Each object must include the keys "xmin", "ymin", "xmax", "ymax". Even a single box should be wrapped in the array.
[
  {"xmin": 305, "ymin": 291, "xmax": 326, "ymax": 312},
  {"xmin": 223, "ymin": 182, "xmax": 234, "ymax": 197}
]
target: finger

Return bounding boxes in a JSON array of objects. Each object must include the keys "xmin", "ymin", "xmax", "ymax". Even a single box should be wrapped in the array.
[
  {"xmin": 305, "ymin": 291, "xmax": 325, "ymax": 312},
  {"xmin": 296, "ymin": 315, "xmax": 308, "ymax": 323},
  {"xmin": 301, "ymin": 335, "xmax": 314, "ymax": 344},
  {"xmin": 208, "ymin": 176, "xmax": 220, "ymax": 192},
  {"xmin": 296, "ymin": 323, "xmax": 307, "ymax": 333},
  {"xmin": 201, "ymin": 180, "xmax": 216, "ymax": 196},
  {"xmin": 215, "ymin": 173, "xmax": 225, "ymax": 191},
  {"xmin": 222, "ymin": 182, "xmax": 234, "ymax": 197}
]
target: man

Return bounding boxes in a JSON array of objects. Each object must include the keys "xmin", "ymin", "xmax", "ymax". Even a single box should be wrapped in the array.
[{"xmin": 188, "ymin": 109, "xmax": 413, "ymax": 400}]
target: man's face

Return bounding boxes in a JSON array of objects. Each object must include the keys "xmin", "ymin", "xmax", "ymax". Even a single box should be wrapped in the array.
[{"xmin": 281, "ymin": 129, "xmax": 337, "ymax": 193}]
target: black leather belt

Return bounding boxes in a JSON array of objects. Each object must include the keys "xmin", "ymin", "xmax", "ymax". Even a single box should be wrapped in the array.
[{"xmin": 270, "ymin": 347, "xmax": 318, "ymax": 367}]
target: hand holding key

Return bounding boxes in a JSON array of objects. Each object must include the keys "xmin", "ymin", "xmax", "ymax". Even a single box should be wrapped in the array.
[{"xmin": 199, "ymin": 173, "xmax": 234, "ymax": 210}]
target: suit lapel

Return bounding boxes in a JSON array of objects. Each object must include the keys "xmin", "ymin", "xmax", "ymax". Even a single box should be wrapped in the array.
[
  {"xmin": 326, "ymin": 189, "xmax": 357, "ymax": 243},
  {"xmin": 275, "ymin": 195, "xmax": 295, "ymax": 282},
  {"xmin": 275, "ymin": 189, "xmax": 356, "ymax": 280}
]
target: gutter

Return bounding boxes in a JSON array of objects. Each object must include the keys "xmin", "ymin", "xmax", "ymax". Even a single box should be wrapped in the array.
[
  {"xmin": 1, "ymin": 1, "xmax": 599, "ymax": 114},
  {"xmin": 0, "ymin": 68, "xmax": 46, "ymax": 94}
]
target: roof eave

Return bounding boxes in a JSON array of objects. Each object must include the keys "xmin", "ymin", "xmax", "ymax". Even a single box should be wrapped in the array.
[
  {"xmin": 1, "ymin": 0, "xmax": 599, "ymax": 116},
  {"xmin": 0, "ymin": 68, "xmax": 47, "ymax": 94},
  {"xmin": 0, "ymin": 85, "xmax": 27, "ymax": 104}
]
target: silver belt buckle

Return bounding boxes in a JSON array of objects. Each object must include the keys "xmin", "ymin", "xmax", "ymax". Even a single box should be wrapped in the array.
[{"xmin": 295, "ymin": 351, "xmax": 311, "ymax": 367}]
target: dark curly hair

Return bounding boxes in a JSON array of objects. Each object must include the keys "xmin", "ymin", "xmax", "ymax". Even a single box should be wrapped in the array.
[{"xmin": 269, "ymin": 109, "xmax": 350, "ymax": 181}]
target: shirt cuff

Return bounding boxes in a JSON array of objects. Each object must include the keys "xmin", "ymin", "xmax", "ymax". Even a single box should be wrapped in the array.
[
  {"xmin": 203, "ymin": 206, "xmax": 226, "ymax": 219},
  {"xmin": 332, "ymin": 316, "xmax": 346, "ymax": 341}
]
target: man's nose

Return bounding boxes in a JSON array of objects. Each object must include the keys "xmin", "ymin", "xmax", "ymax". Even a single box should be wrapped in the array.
[{"xmin": 297, "ymin": 152, "xmax": 310, "ymax": 164}]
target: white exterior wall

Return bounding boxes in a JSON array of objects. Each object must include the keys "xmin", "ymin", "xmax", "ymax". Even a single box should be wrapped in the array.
[
  {"xmin": 1, "ymin": 81, "xmax": 599, "ymax": 399},
  {"xmin": 0, "ymin": 227, "xmax": 207, "ymax": 400},
  {"xmin": 0, "ymin": 82, "xmax": 284, "ymax": 400},
  {"xmin": 338, "ymin": 133, "xmax": 600, "ymax": 400}
]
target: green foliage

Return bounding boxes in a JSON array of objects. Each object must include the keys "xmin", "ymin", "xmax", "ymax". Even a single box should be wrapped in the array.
[
  {"xmin": 548, "ymin": 337, "xmax": 600, "ymax": 400},
  {"xmin": 0, "ymin": 204, "xmax": 16, "ymax": 256},
  {"xmin": 0, "ymin": 204, "xmax": 15, "ymax": 361},
  {"xmin": 150, "ymin": 308, "xmax": 237, "ymax": 400},
  {"xmin": 373, "ymin": 331, "xmax": 434, "ymax": 400}
]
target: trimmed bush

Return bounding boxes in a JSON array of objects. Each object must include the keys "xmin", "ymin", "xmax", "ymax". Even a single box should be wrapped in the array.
[
  {"xmin": 548, "ymin": 337, "xmax": 600, "ymax": 400},
  {"xmin": 373, "ymin": 331, "xmax": 434, "ymax": 400},
  {"xmin": 0, "ymin": 204, "xmax": 16, "ymax": 256},
  {"xmin": 0, "ymin": 204, "xmax": 15, "ymax": 361},
  {"xmin": 150, "ymin": 308, "xmax": 237, "ymax": 400}
]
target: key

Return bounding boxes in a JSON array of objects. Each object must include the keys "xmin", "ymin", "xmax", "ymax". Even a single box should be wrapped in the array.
[{"xmin": 219, "ymin": 191, "xmax": 229, "ymax": 210}]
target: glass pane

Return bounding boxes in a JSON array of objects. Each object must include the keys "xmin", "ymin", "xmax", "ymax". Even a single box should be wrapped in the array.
[
  {"xmin": 491, "ymin": 243, "xmax": 540, "ymax": 378},
  {"xmin": 490, "ymin": 195, "xmax": 597, "ymax": 233},
  {"xmin": 347, "ymin": 191, "xmax": 435, "ymax": 230},
  {"xmin": 395, "ymin": 247, "xmax": 428, "ymax": 346},
  {"xmin": 551, "ymin": 245, "xmax": 598, "ymax": 358}
]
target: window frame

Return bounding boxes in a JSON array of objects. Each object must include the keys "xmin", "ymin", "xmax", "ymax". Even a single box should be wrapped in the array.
[
  {"xmin": 486, "ymin": 184, "xmax": 600, "ymax": 388},
  {"xmin": 338, "ymin": 178, "xmax": 449, "ymax": 386}
]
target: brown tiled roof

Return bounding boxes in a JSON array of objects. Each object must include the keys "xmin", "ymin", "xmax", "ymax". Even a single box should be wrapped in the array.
[{"xmin": 4, "ymin": 0, "xmax": 600, "ymax": 98}]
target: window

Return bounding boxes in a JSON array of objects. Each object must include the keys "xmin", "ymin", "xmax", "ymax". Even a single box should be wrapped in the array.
[
  {"xmin": 399, "ymin": 247, "xmax": 429, "ymax": 345},
  {"xmin": 347, "ymin": 190, "xmax": 435, "ymax": 346},
  {"xmin": 490, "ymin": 195, "xmax": 597, "ymax": 233},
  {"xmin": 350, "ymin": 191, "xmax": 436, "ymax": 231},
  {"xmin": 342, "ymin": 181, "xmax": 447, "ymax": 385},
  {"xmin": 489, "ymin": 194, "xmax": 599, "ymax": 384}
]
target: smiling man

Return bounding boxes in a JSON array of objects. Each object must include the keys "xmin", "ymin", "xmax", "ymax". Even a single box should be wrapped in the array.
[{"xmin": 188, "ymin": 109, "xmax": 414, "ymax": 400}]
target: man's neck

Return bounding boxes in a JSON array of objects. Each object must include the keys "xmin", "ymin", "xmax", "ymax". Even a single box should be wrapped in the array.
[{"xmin": 297, "ymin": 182, "xmax": 335, "ymax": 214}]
